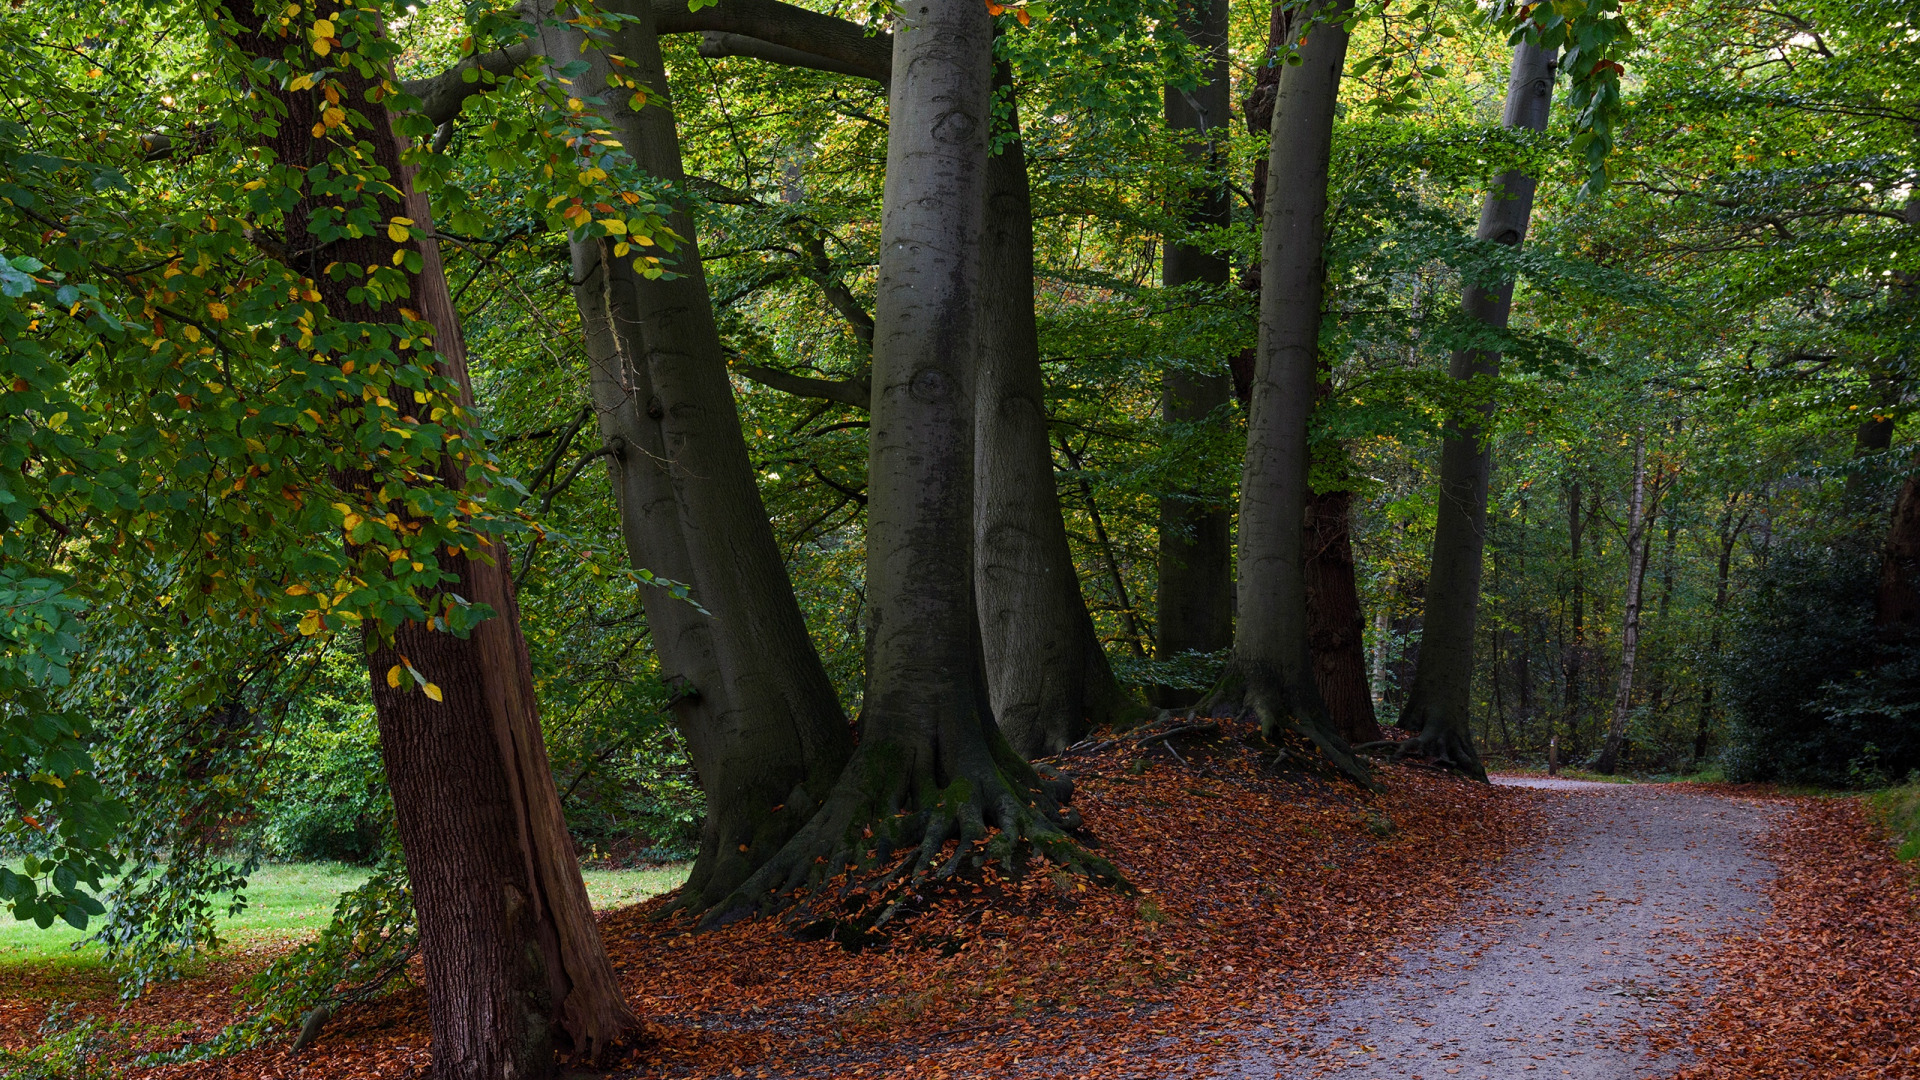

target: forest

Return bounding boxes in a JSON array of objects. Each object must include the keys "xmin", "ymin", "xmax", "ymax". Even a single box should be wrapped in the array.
[{"xmin": 1, "ymin": 0, "xmax": 1917, "ymax": 1076}]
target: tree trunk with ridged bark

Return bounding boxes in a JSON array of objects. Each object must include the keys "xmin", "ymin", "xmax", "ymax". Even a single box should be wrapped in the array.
[
  {"xmin": 532, "ymin": 0, "xmax": 854, "ymax": 913},
  {"xmin": 1395, "ymin": 41, "xmax": 1558, "ymax": 780},
  {"xmin": 229, "ymin": 8, "xmax": 636, "ymax": 1076}
]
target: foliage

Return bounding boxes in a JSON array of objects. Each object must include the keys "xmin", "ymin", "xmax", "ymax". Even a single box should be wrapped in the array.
[
  {"xmin": 1720, "ymin": 538, "xmax": 1920, "ymax": 787},
  {"xmin": 1868, "ymin": 776, "xmax": 1920, "ymax": 863}
]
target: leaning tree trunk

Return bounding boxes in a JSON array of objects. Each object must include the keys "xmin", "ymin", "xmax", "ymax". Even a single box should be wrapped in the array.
[
  {"xmin": 708, "ymin": 0, "xmax": 1113, "ymax": 927},
  {"xmin": 1597, "ymin": 428, "xmax": 1657, "ymax": 774},
  {"xmin": 1209, "ymin": 0, "xmax": 1366, "ymax": 783},
  {"xmin": 1394, "ymin": 42, "xmax": 1557, "ymax": 780},
  {"xmin": 975, "ymin": 66, "xmax": 1140, "ymax": 756},
  {"xmin": 1154, "ymin": 0, "xmax": 1235, "ymax": 706},
  {"xmin": 533, "ymin": 0, "xmax": 854, "ymax": 911},
  {"xmin": 228, "ymin": 8, "xmax": 635, "ymax": 1076}
]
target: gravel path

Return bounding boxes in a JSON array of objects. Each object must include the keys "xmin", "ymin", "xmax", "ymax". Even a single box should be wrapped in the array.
[{"xmin": 1233, "ymin": 779, "xmax": 1781, "ymax": 1079}]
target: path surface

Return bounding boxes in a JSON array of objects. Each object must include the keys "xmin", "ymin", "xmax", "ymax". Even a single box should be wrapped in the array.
[{"xmin": 1235, "ymin": 779, "xmax": 1780, "ymax": 1080}]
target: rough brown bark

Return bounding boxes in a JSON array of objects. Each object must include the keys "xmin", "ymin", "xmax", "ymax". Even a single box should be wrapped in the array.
[
  {"xmin": 1394, "ymin": 42, "xmax": 1557, "ymax": 780},
  {"xmin": 1154, "ymin": 0, "xmax": 1235, "ymax": 706},
  {"xmin": 227, "ymin": 8, "xmax": 635, "ymax": 1075},
  {"xmin": 1209, "ymin": 0, "xmax": 1367, "ymax": 784},
  {"xmin": 1305, "ymin": 488, "xmax": 1381, "ymax": 744},
  {"xmin": 532, "ymin": 0, "xmax": 855, "ymax": 912},
  {"xmin": 975, "ymin": 67, "xmax": 1140, "ymax": 756}
]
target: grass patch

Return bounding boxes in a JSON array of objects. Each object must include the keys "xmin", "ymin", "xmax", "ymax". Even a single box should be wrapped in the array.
[
  {"xmin": 1, "ymin": 861, "xmax": 689, "ymax": 970},
  {"xmin": 1868, "ymin": 778, "xmax": 1920, "ymax": 863}
]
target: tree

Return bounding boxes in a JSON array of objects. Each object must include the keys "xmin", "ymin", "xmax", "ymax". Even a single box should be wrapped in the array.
[
  {"xmin": 711, "ymin": 0, "xmax": 1112, "ymax": 923},
  {"xmin": 1211, "ymin": 0, "xmax": 1367, "ymax": 781},
  {"xmin": 221, "ymin": 4, "xmax": 636, "ymax": 1073},
  {"xmin": 1154, "ymin": 0, "xmax": 1235, "ymax": 706},
  {"xmin": 1392, "ymin": 39, "xmax": 1557, "ymax": 779}
]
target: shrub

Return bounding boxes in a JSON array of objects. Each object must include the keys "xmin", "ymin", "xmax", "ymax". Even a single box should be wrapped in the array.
[{"xmin": 1721, "ymin": 539, "xmax": 1920, "ymax": 786}]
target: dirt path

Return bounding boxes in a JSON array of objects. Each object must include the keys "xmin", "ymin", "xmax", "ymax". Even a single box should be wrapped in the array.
[{"xmin": 1233, "ymin": 779, "xmax": 1781, "ymax": 1080}]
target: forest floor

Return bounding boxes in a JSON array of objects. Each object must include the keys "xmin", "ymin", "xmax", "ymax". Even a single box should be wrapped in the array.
[{"xmin": 2, "ymin": 722, "xmax": 1916, "ymax": 1079}]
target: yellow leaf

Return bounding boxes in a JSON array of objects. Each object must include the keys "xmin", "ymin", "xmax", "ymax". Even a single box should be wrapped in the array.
[
  {"xmin": 392, "ymin": 248, "xmax": 407, "ymax": 265},
  {"xmin": 286, "ymin": 583, "xmax": 311, "ymax": 595},
  {"xmin": 614, "ymin": 241, "xmax": 630, "ymax": 256},
  {"xmin": 298, "ymin": 610, "xmax": 324, "ymax": 635},
  {"xmin": 182, "ymin": 324, "xmax": 201, "ymax": 342},
  {"xmin": 423, "ymin": 682, "xmax": 444, "ymax": 702},
  {"xmin": 388, "ymin": 222, "xmax": 410, "ymax": 242},
  {"xmin": 313, "ymin": 37, "xmax": 331, "ymax": 56},
  {"xmin": 289, "ymin": 73, "xmax": 317, "ymax": 91},
  {"xmin": 387, "ymin": 664, "xmax": 403, "ymax": 688},
  {"xmin": 598, "ymin": 218, "xmax": 627, "ymax": 234},
  {"xmin": 311, "ymin": 18, "xmax": 334, "ymax": 37},
  {"xmin": 207, "ymin": 301, "xmax": 230, "ymax": 321},
  {"xmin": 566, "ymin": 97, "xmax": 584, "ymax": 111},
  {"xmin": 322, "ymin": 106, "xmax": 346, "ymax": 127}
]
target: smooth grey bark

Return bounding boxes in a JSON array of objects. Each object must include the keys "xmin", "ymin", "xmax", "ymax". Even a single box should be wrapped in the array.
[
  {"xmin": 710, "ymin": 0, "xmax": 1112, "ymax": 924},
  {"xmin": 1211, "ymin": 0, "xmax": 1366, "ymax": 783},
  {"xmin": 1394, "ymin": 41, "xmax": 1558, "ymax": 780},
  {"xmin": 1597, "ymin": 428, "xmax": 1656, "ymax": 774},
  {"xmin": 534, "ymin": 2, "xmax": 853, "ymax": 912},
  {"xmin": 976, "ymin": 82, "xmax": 1138, "ymax": 757},
  {"xmin": 1154, "ymin": 0, "xmax": 1235, "ymax": 705}
]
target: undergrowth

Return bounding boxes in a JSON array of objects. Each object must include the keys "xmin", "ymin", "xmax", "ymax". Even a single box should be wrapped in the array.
[{"xmin": 1867, "ymin": 774, "xmax": 1920, "ymax": 863}]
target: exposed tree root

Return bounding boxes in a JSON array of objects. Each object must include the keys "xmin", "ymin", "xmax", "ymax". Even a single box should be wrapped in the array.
[
  {"xmin": 697, "ymin": 726, "xmax": 1129, "ymax": 933},
  {"xmin": 1355, "ymin": 723, "xmax": 1488, "ymax": 783},
  {"xmin": 1202, "ymin": 664, "xmax": 1376, "ymax": 789}
]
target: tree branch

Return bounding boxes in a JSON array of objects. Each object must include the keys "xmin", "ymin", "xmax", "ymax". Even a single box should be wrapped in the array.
[{"xmin": 735, "ymin": 363, "xmax": 871, "ymax": 408}]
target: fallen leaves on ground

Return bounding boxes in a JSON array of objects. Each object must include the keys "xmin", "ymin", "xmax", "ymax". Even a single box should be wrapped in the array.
[
  {"xmin": 5, "ymin": 718, "xmax": 1542, "ymax": 1079},
  {"xmin": 1660, "ymin": 794, "xmax": 1920, "ymax": 1080}
]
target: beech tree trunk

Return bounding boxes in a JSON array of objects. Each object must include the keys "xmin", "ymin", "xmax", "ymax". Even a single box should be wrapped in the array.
[
  {"xmin": 1234, "ymin": 9, "xmax": 1375, "ymax": 743},
  {"xmin": 1597, "ymin": 429, "xmax": 1657, "ymax": 774},
  {"xmin": 228, "ymin": 9, "xmax": 635, "ymax": 1076},
  {"xmin": 710, "ymin": 0, "xmax": 1107, "ymax": 924},
  {"xmin": 1876, "ymin": 449, "xmax": 1920, "ymax": 632},
  {"xmin": 1395, "ymin": 42, "xmax": 1557, "ymax": 779},
  {"xmin": 975, "ymin": 67, "xmax": 1139, "ymax": 756},
  {"xmin": 533, "ymin": 0, "xmax": 854, "ymax": 911},
  {"xmin": 1210, "ymin": 0, "xmax": 1366, "ymax": 782},
  {"xmin": 1154, "ymin": 0, "xmax": 1235, "ymax": 704}
]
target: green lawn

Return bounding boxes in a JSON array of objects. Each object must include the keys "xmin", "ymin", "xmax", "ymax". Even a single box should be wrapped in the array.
[{"xmin": 1, "ymin": 861, "xmax": 689, "ymax": 968}]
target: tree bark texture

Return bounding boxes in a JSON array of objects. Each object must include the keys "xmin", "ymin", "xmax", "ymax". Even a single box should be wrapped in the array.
[
  {"xmin": 1597, "ymin": 429, "xmax": 1656, "ymax": 774},
  {"xmin": 534, "ymin": 0, "xmax": 855, "ymax": 911},
  {"xmin": 1154, "ymin": 0, "xmax": 1235, "ymax": 704},
  {"xmin": 1395, "ymin": 41, "xmax": 1557, "ymax": 780},
  {"xmin": 975, "ymin": 69, "xmax": 1138, "ymax": 756},
  {"xmin": 1305, "ymin": 488, "xmax": 1381, "ymax": 744},
  {"xmin": 228, "ymin": 9, "xmax": 635, "ymax": 1075},
  {"xmin": 1693, "ymin": 501, "xmax": 1743, "ymax": 764},
  {"xmin": 1213, "ymin": 0, "xmax": 1366, "ymax": 782},
  {"xmin": 709, "ymin": 0, "xmax": 1106, "ymax": 924}
]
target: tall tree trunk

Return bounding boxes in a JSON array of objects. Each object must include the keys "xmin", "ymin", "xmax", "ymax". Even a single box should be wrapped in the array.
[
  {"xmin": 1563, "ymin": 480, "xmax": 1588, "ymax": 738},
  {"xmin": 711, "ymin": 0, "xmax": 1107, "ymax": 923},
  {"xmin": 1304, "ymin": 488, "xmax": 1380, "ymax": 743},
  {"xmin": 535, "ymin": 1, "xmax": 854, "ymax": 911},
  {"xmin": 1395, "ymin": 42, "xmax": 1557, "ymax": 779},
  {"xmin": 1154, "ymin": 0, "xmax": 1235, "ymax": 706},
  {"xmin": 1234, "ymin": 1, "xmax": 1374, "ymax": 738},
  {"xmin": 1693, "ymin": 500, "xmax": 1742, "ymax": 764},
  {"xmin": 1211, "ymin": 0, "xmax": 1366, "ymax": 782},
  {"xmin": 975, "ymin": 64, "xmax": 1139, "ymax": 756},
  {"xmin": 1597, "ymin": 429, "xmax": 1657, "ymax": 774},
  {"xmin": 228, "ymin": 9, "xmax": 635, "ymax": 1075}
]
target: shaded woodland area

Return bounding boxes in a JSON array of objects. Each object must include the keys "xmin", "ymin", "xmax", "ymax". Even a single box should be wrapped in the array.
[{"xmin": 1, "ymin": 0, "xmax": 1916, "ymax": 1076}]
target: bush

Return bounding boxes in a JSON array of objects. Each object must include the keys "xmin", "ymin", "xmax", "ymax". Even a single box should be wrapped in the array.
[{"xmin": 1721, "ymin": 539, "xmax": 1920, "ymax": 787}]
